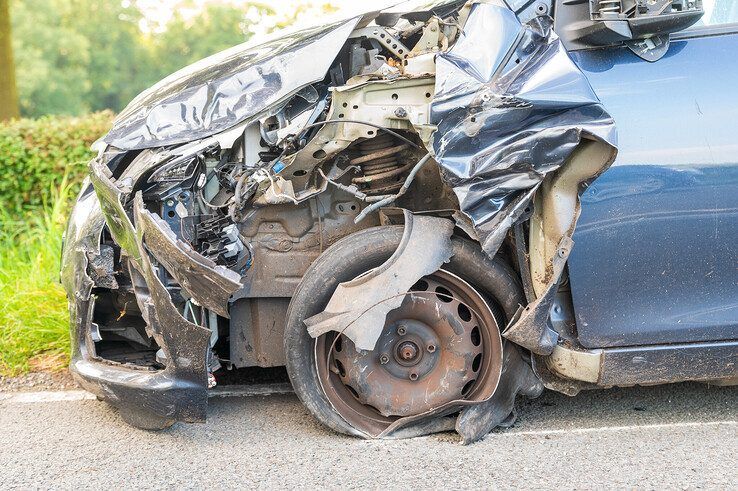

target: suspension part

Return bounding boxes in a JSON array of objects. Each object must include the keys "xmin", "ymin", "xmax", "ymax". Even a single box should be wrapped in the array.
[{"xmin": 350, "ymin": 132, "xmax": 413, "ymax": 195}]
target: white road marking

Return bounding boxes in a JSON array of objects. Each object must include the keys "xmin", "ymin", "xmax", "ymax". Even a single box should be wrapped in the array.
[
  {"xmin": 494, "ymin": 420, "xmax": 738, "ymax": 437},
  {"xmin": 0, "ymin": 383, "xmax": 294, "ymax": 404},
  {"xmin": 0, "ymin": 390, "xmax": 97, "ymax": 403},
  {"xmin": 2, "ymin": 388, "xmax": 735, "ymax": 438}
]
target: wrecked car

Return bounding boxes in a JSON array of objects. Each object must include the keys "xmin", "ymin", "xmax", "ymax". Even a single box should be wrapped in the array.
[{"xmin": 61, "ymin": 0, "xmax": 738, "ymax": 442}]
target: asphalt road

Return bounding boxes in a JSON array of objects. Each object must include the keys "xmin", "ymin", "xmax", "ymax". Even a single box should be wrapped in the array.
[{"xmin": 1, "ymin": 382, "xmax": 736, "ymax": 489}]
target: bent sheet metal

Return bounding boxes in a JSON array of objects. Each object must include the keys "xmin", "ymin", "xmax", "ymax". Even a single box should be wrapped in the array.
[{"xmin": 431, "ymin": 0, "xmax": 617, "ymax": 258}]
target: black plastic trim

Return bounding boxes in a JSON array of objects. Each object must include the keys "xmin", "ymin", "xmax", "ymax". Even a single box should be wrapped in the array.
[
  {"xmin": 599, "ymin": 340, "xmax": 738, "ymax": 386},
  {"xmin": 671, "ymin": 22, "xmax": 738, "ymax": 40}
]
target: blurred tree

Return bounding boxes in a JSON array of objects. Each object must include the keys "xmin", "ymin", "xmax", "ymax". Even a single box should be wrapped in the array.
[
  {"xmin": 11, "ymin": 0, "xmax": 149, "ymax": 117},
  {"xmin": 10, "ymin": 0, "xmax": 284, "ymax": 117},
  {"xmin": 0, "ymin": 0, "xmax": 20, "ymax": 120},
  {"xmin": 150, "ymin": 2, "xmax": 273, "ymax": 77},
  {"xmin": 66, "ymin": 1, "xmax": 153, "ymax": 113}
]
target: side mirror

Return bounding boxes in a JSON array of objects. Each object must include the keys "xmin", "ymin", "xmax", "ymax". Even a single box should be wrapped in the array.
[{"xmin": 555, "ymin": 0, "xmax": 703, "ymax": 60}]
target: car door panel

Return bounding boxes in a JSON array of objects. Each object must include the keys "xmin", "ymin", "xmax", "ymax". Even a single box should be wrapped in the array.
[{"xmin": 567, "ymin": 33, "xmax": 738, "ymax": 348}]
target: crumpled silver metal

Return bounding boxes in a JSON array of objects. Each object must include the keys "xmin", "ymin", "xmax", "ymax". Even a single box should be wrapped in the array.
[
  {"xmin": 430, "ymin": 0, "xmax": 618, "ymax": 257},
  {"xmin": 304, "ymin": 212, "xmax": 454, "ymax": 351},
  {"xmin": 102, "ymin": 19, "xmax": 360, "ymax": 150}
]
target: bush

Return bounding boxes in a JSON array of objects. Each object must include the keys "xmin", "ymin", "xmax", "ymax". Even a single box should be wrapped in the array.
[
  {"xmin": 0, "ymin": 112, "xmax": 112, "ymax": 375},
  {"xmin": 0, "ymin": 111, "xmax": 113, "ymax": 216}
]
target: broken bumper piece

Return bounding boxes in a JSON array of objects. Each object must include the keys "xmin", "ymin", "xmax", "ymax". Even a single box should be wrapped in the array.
[
  {"xmin": 70, "ymin": 351, "xmax": 207, "ymax": 430},
  {"xmin": 62, "ymin": 161, "xmax": 244, "ymax": 429},
  {"xmin": 66, "ymin": 258, "xmax": 210, "ymax": 430}
]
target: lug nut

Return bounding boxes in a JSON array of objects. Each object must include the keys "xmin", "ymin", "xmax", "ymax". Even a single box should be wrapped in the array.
[
  {"xmin": 409, "ymin": 372, "xmax": 419, "ymax": 381},
  {"xmin": 397, "ymin": 326, "xmax": 406, "ymax": 336},
  {"xmin": 379, "ymin": 354, "xmax": 390, "ymax": 365},
  {"xmin": 427, "ymin": 344, "xmax": 436, "ymax": 353}
]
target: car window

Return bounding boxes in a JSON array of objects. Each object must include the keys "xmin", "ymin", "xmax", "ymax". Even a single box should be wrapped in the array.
[{"xmin": 692, "ymin": 0, "xmax": 738, "ymax": 27}]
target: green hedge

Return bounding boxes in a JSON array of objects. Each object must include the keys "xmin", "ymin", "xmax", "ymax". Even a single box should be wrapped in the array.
[{"xmin": 0, "ymin": 111, "xmax": 114, "ymax": 216}]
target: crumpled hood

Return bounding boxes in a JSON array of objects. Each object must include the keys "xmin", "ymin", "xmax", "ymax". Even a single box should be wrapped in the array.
[
  {"xmin": 102, "ymin": 19, "xmax": 360, "ymax": 151},
  {"xmin": 101, "ymin": 0, "xmax": 465, "ymax": 151}
]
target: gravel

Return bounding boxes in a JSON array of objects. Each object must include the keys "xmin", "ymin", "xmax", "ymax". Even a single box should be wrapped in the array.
[{"xmin": 0, "ymin": 370, "xmax": 76, "ymax": 392}]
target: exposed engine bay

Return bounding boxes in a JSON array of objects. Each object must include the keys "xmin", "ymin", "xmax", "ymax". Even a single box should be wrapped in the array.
[{"xmin": 59, "ymin": 0, "xmax": 649, "ymax": 441}]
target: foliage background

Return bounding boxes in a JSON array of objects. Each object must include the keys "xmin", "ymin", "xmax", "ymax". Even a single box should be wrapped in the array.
[
  {"xmin": 0, "ymin": 0, "xmax": 350, "ymax": 374},
  {"xmin": 12, "ymin": 0, "xmax": 275, "ymax": 117},
  {"xmin": 0, "ymin": 111, "xmax": 112, "ymax": 215}
]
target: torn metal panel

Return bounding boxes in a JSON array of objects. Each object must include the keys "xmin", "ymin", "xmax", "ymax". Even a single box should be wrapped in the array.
[
  {"xmin": 132, "ymin": 193, "xmax": 212, "ymax": 386},
  {"xmin": 528, "ymin": 139, "xmax": 614, "ymax": 297},
  {"xmin": 501, "ymin": 236, "xmax": 572, "ymax": 355},
  {"xmin": 103, "ymin": 19, "xmax": 361, "ymax": 150},
  {"xmin": 89, "ymin": 161, "xmax": 142, "ymax": 267},
  {"xmin": 304, "ymin": 212, "xmax": 454, "ymax": 351},
  {"xmin": 430, "ymin": 1, "xmax": 617, "ymax": 259},
  {"xmin": 68, "ymin": 161, "xmax": 213, "ymax": 428},
  {"xmin": 60, "ymin": 180, "xmax": 116, "ymax": 380},
  {"xmin": 455, "ymin": 342, "xmax": 544, "ymax": 444},
  {"xmin": 135, "ymin": 202, "xmax": 242, "ymax": 318},
  {"xmin": 74, "ymin": 192, "xmax": 216, "ymax": 427},
  {"xmin": 60, "ymin": 189, "xmax": 106, "ymax": 303}
]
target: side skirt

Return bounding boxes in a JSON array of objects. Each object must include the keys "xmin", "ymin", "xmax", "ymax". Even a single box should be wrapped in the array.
[{"xmin": 547, "ymin": 340, "xmax": 738, "ymax": 387}]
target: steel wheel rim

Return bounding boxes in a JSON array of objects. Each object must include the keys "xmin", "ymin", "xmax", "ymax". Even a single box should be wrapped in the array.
[{"xmin": 315, "ymin": 269, "xmax": 503, "ymax": 434}]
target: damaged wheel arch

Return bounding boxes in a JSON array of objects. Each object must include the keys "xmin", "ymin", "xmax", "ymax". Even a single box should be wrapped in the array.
[{"xmin": 284, "ymin": 224, "xmax": 526, "ymax": 439}]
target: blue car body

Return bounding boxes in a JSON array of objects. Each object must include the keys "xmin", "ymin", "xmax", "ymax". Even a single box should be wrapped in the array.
[{"xmin": 569, "ymin": 29, "xmax": 738, "ymax": 349}]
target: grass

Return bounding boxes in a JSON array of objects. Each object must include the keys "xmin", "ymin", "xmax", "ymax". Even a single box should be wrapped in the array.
[{"xmin": 0, "ymin": 178, "xmax": 73, "ymax": 376}]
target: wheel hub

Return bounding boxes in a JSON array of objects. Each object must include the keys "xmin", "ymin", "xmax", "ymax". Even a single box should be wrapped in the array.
[
  {"xmin": 329, "ymin": 270, "xmax": 496, "ymax": 418},
  {"xmin": 380, "ymin": 319, "xmax": 440, "ymax": 377},
  {"xmin": 396, "ymin": 340, "xmax": 420, "ymax": 364}
]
